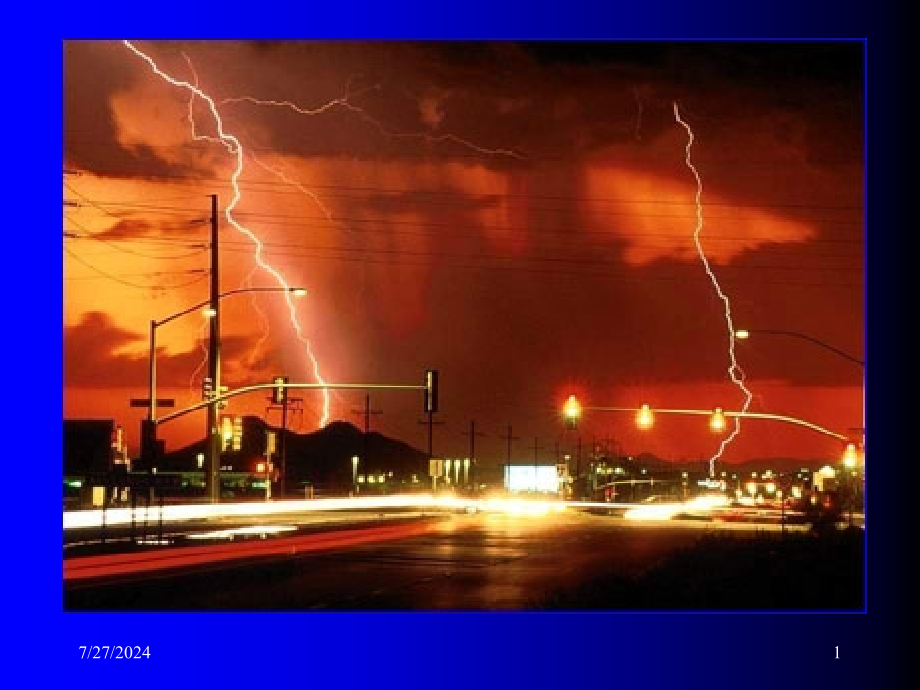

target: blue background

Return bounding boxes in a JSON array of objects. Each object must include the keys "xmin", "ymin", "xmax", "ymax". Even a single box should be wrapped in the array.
[{"xmin": 1, "ymin": 1, "xmax": 902, "ymax": 685}]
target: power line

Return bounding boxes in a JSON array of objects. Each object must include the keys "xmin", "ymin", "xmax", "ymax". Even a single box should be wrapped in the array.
[
  {"xmin": 60, "ymin": 174, "xmax": 863, "ymax": 213},
  {"xmin": 62, "ymin": 137, "xmax": 864, "ymax": 175},
  {"xmin": 63, "ymin": 246, "xmax": 207, "ymax": 289},
  {"xmin": 69, "ymin": 196, "xmax": 864, "ymax": 246},
  {"xmin": 218, "ymin": 240, "xmax": 862, "ymax": 276},
  {"xmin": 219, "ymin": 245, "xmax": 861, "ymax": 287},
  {"xmin": 63, "ymin": 217, "xmax": 208, "ymax": 261}
]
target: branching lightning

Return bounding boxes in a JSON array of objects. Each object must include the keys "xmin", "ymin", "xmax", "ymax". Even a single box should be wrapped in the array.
[
  {"xmin": 243, "ymin": 266, "xmax": 272, "ymax": 371},
  {"xmin": 221, "ymin": 91, "xmax": 526, "ymax": 160},
  {"xmin": 673, "ymin": 102, "xmax": 753, "ymax": 476},
  {"xmin": 187, "ymin": 318, "xmax": 209, "ymax": 402},
  {"xmin": 125, "ymin": 40, "xmax": 331, "ymax": 426}
]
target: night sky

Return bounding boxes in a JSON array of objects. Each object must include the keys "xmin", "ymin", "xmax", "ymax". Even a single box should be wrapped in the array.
[{"xmin": 63, "ymin": 41, "xmax": 864, "ymax": 468}]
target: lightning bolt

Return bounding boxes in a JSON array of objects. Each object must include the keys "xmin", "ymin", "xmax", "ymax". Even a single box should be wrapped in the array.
[
  {"xmin": 673, "ymin": 102, "xmax": 753, "ymax": 476},
  {"xmin": 125, "ymin": 40, "xmax": 331, "ymax": 426},
  {"xmin": 243, "ymin": 266, "xmax": 272, "ymax": 370},
  {"xmin": 221, "ymin": 89, "xmax": 526, "ymax": 160},
  {"xmin": 187, "ymin": 318, "xmax": 209, "ymax": 402}
]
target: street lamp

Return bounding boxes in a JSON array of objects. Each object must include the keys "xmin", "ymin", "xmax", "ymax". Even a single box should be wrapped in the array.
[
  {"xmin": 842, "ymin": 443, "xmax": 859, "ymax": 526},
  {"xmin": 710, "ymin": 407, "xmax": 727, "ymax": 433},
  {"xmin": 842, "ymin": 442, "xmax": 858, "ymax": 468},
  {"xmin": 351, "ymin": 455, "xmax": 359, "ymax": 495},
  {"xmin": 734, "ymin": 328, "xmax": 864, "ymax": 367},
  {"xmin": 148, "ymin": 286, "xmax": 306, "ymax": 503}
]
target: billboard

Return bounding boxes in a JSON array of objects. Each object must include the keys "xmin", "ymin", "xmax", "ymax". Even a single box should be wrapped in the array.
[{"xmin": 504, "ymin": 465, "xmax": 559, "ymax": 494}]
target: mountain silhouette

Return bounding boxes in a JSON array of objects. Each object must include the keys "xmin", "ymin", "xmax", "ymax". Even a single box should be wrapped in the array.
[{"xmin": 158, "ymin": 417, "xmax": 430, "ymax": 488}]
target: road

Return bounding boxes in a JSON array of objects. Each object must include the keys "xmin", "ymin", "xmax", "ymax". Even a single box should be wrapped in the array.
[{"xmin": 64, "ymin": 511, "xmax": 801, "ymax": 610}]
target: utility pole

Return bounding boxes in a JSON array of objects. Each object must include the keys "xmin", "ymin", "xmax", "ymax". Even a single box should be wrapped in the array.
[
  {"xmin": 576, "ymin": 435, "xmax": 582, "ymax": 498},
  {"xmin": 418, "ymin": 414, "xmax": 445, "ymax": 461},
  {"xmin": 499, "ymin": 425, "xmax": 519, "ymax": 485},
  {"xmin": 206, "ymin": 194, "xmax": 221, "ymax": 504},
  {"xmin": 460, "ymin": 421, "xmax": 486, "ymax": 491},
  {"xmin": 266, "ymin": 394, "xmax": 303, "ymax": 498},
  {"xmin": 351, "ymin": 394, "xmax": 382, "ymax": 489},
  {"xmin": 532, "ymin": 437, "xmax": 544, "ymax": 492}
]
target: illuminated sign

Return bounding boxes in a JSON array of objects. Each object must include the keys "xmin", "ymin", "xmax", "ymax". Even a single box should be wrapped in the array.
[
  {"xmin": 221, "ymin": 416, "xmax": 233, "ymax": 451},
  {"xmin": 232, "ymin": 416, "xmax": 243, "ymax": 451},
  {"xmin": 504, "ymin": 465, "xmax": 559, "ymax": 493}
]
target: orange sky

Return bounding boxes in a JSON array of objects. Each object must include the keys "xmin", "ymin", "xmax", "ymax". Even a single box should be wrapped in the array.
[{"xmin": 63, "ymin": 41, "xmax": 864, "ymax": 467}]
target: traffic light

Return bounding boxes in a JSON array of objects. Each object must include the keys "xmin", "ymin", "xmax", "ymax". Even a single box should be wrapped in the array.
[
  {"xmin": 202, "ymin": 376, "xmax": 213, "ymax": 400},
  {"xmin": 425, "ymin": 369, "xmax": 439, "ymax": 414},
  {"xmin": 563, "ymin": 395, "xmax": 580, "ymax": 429},
  {"xmin": 272, "ymin": 376, "xmax": 289, "ymax": 404}
]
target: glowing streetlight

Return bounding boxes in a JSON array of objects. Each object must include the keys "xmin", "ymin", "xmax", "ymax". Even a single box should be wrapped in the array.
[
  {"xmin": 147, "ymin": 285, "xmax": 307, "ymax": 503},
  {"xmin": 636, "ymin": 403, "xmax": 654, "ymax": 430},
  {"xmin": 710, "ymin": 407, "xmax": 727, "ymax": 433},
  {"xmin": 563, "ymin": 395, "xmax": 581, "ymax": 429},
  {"xmin": 843, "ymin": 443, "xmax": 858, "ymax": 468},
  {"xmin": 733, "ymin": 328, "xmax": 863, "ymax": 367}
]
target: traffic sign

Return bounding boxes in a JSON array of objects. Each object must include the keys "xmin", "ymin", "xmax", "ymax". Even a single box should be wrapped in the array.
[{"xmin": 130, "ymin": 398, "xmax": 175, "ymax": 408}]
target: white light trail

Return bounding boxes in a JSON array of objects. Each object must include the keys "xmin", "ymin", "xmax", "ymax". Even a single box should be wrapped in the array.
[
  {"xmin": 62, "ymin": 493, "xmax": 741, "ymax": 530},
  {"xmin": 673, "ymin": 102, "xmax": 753, "ymax": 476},
  {"xmin": 125, "ymin": 41, "xmax": 331, "ymax": 426}
]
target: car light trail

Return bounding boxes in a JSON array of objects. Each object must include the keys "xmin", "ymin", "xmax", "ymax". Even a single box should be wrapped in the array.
[
  {"xmin": 64, "ymin": 521, "xmax": 441, "ymax": 581},
  {"xmin": 673, "ymin": 102, "xmax": 753, "ymax": 476},
  {"xmin": 186, "ymin": 525, "xmax": 297, "ymax": 540},
  {"xmin": 63, "ymin": 493, "xmax": 739, "ymax": 530},
  {"xmin": 125, "ymin": 40, "xmax": 331, "ymax": 426}
]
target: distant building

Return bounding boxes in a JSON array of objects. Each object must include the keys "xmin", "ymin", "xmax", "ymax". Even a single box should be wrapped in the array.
[
  {"xmin": 63, "ymin": 419, "xmax": 115, "ymax": 476},
  {"xmin": 813, "ymin": 465, "xmax": 838, "ymax": 492}
]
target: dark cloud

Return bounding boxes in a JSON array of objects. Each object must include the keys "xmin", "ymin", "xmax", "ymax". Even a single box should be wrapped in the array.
[
  {"xmin": 64, "ymin": 312, "xmax": 255, "ymax": 388},
  {"xmin": 63, "ymin": 41, "xmax": 217, "ymax": 180},
  {"xmin": 94, "ymin": 217, "xmax": 205, "ymax": 241}
]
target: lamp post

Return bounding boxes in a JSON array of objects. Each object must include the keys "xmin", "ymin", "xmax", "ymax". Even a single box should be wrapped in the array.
[
  {"xmin": 842, "ymin": 442, "xmax": 859, "ymax": 526},
  {"xmin": 734, "ymin": 329, "xmax": 864, "ymax": 367},
  {"xmin": 736, "ymin": 327, "xmax": 864, "ymax": 521},
  {"xmin": 148, "ymin": 286, "xmax": 306, "ymax": 503},
  {"xmin": 352, "ymin": 455, "xmax": 359, "ymax": 495}
]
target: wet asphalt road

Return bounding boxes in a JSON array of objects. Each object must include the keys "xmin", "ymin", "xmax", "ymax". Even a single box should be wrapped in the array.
[{"xmin": 64, "ymin": 512, "xmax": 771, "ymax": 611}]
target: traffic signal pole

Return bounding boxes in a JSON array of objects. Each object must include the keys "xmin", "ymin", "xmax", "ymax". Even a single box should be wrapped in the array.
[{"xmin": 206, "ymin": 194, "xmax": 221, "ymax": 503}]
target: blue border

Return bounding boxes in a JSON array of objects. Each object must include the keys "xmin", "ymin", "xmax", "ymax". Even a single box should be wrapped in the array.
[{"xmin": 8, "ymin": 1, "xmax": 899, "ymax": 684}]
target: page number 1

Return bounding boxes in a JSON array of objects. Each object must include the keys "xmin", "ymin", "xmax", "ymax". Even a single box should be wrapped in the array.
[{"xmin": 835, "ymin": 646, "xmax": 839, "ymax": 659}]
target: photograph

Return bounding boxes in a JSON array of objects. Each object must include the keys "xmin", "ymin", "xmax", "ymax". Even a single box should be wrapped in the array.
[{"xmin": 63, "ymin": 40, "xmax": 864, "ymax": 612}]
